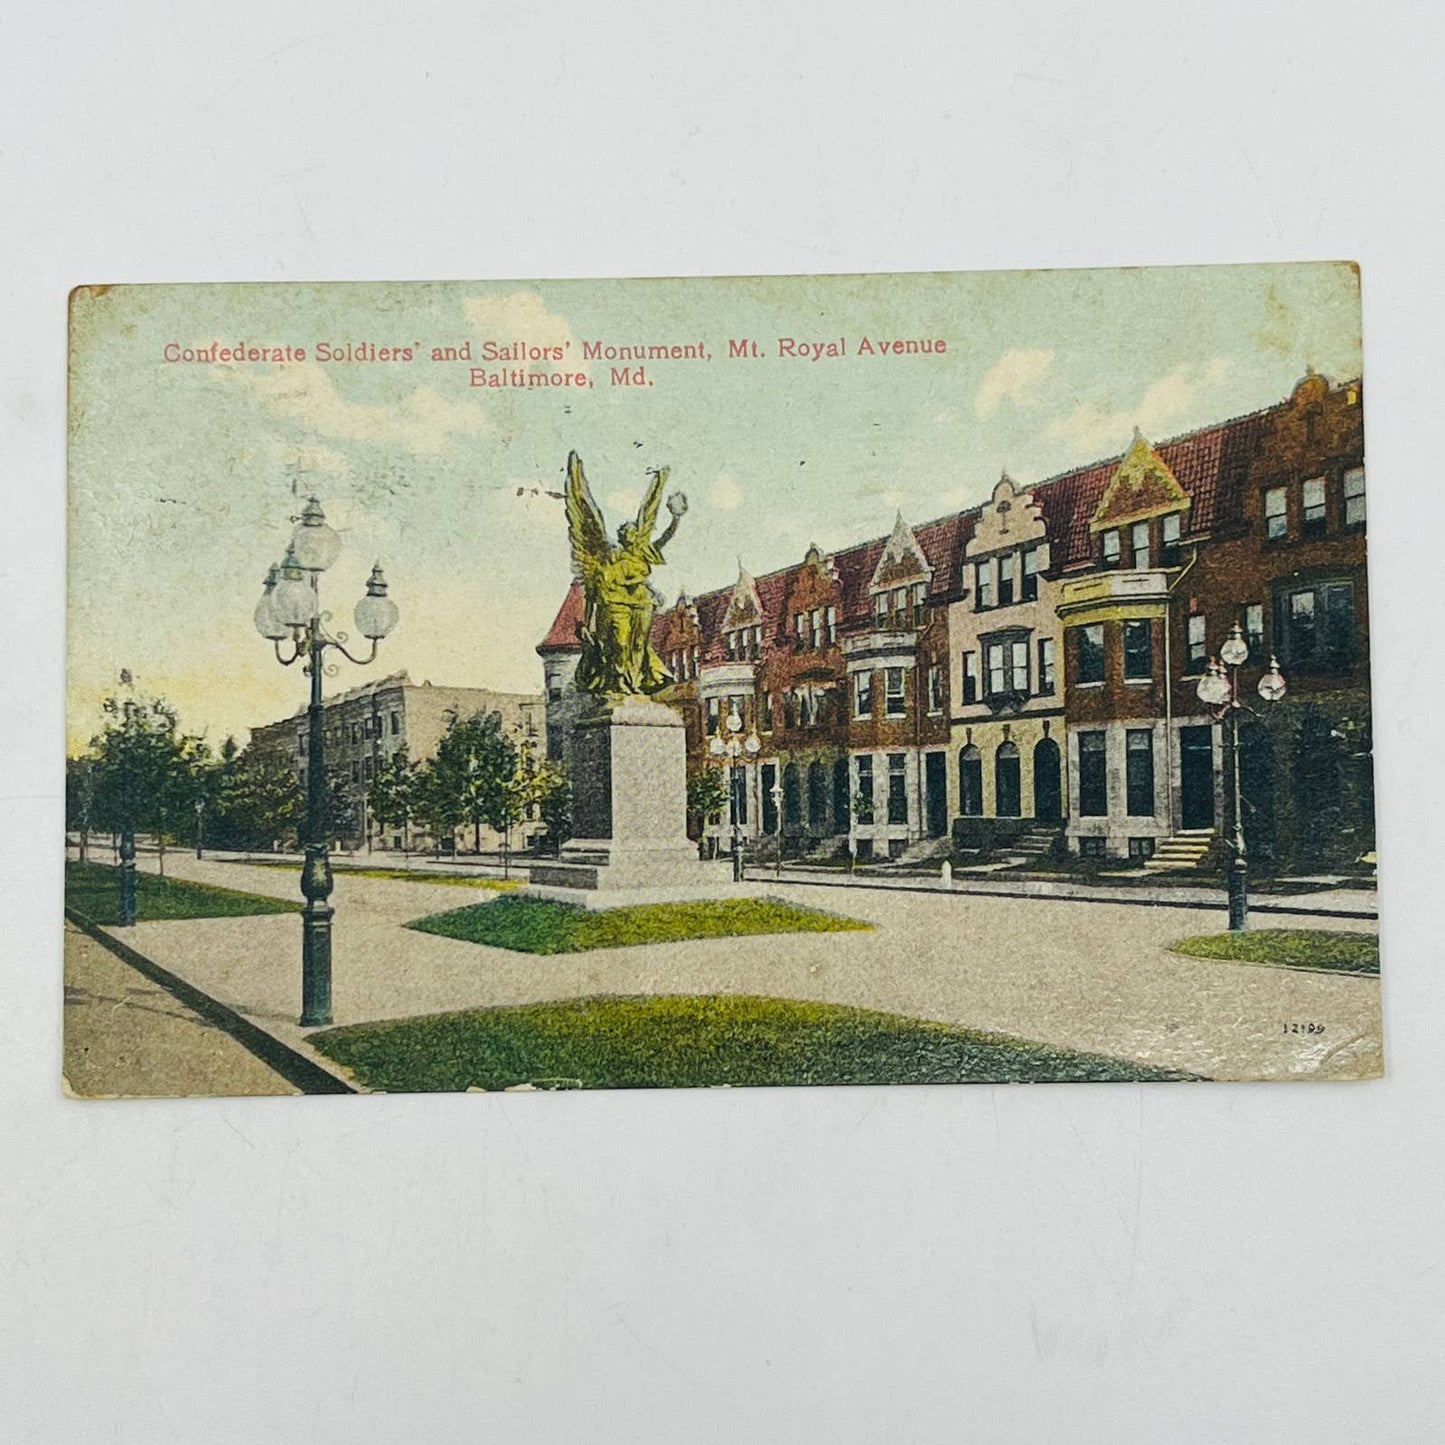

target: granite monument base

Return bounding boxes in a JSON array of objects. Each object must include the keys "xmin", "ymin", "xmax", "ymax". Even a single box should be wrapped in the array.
[{"xmin": 524, "ymin": 695, "xmax": 732, "ymax": 907}]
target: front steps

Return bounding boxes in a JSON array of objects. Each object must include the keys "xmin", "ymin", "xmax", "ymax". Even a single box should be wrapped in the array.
[{"xmin": 1142, "ymin": 828, "xmax": 1215, "ymax": 874}]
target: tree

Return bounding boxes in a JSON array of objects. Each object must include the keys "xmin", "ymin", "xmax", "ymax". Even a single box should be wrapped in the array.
[
  {"xmin": 88, "ymin": 686, "xmax": 201, "ymax": 876},
  {"xmin": 501, "ymin": 736, "xmax": 571, "ymax": 870},
  {"xmin": 213, "ymin": 745, "xmax": 303, "ymax": 850},
  {"xmin": 66, "ymin": 756, "xmax": 97, "ymax": 861},
  {"xmin": 687, "ymin": 767, "xmax": 728, "ymax": 853},
  {"xmin": 537, "ymin": 763, "xmax": 572, "ymax": 852},
  {"xmin": 419, "ymin": 711, "xmax": 517, "ymax": 854},
  {"xmin": 369, "ymin": 746, "xmax": 420, "ymax": 853}
]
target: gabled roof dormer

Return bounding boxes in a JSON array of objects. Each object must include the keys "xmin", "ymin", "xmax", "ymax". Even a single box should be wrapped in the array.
[
  {"xmin": 723, "ymin": 562, "xmax": 762, "ymax": 630},
  {"xmin": 966, "ymin": 472, "xmax": 1049, "ymax": 561},
  {"xmin": 1089, "ymin": 429, "xmax": 1191, "ymax": 534},
  {"xmin": 869, "ymin": 511, "xmax": 933, "ymax": 594}
]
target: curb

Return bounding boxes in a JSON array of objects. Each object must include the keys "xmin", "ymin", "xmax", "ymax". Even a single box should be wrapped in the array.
[
  {"xmin": 64, "ymin": 908, "xmax": 357, "ymax": 1096},
  {"xmin": 756, "ymin": 873, "xmax": 1378, "ymax": 921}
]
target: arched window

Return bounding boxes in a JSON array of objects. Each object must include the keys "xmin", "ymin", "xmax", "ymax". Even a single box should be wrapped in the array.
[
  {"xmin": 959, "ymin": 745, "xmax": 983, "ymax": 817},
  {"xmin": 995, "ymin": 741, "xmax": 1021, "ymax": 817}
]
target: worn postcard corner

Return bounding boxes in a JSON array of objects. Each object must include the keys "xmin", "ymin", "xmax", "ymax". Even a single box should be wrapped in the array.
[{"xmin": 63, "ymin": 264, "xmax": 1380, "ymax": 1098}]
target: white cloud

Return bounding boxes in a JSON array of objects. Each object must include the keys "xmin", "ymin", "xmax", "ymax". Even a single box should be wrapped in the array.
[
  {"xmin": 217, "ymin": 363, "xmax": 489, "ymax": 457},
  {"xmin": 974, "ymin": 348, "xmax": 1055, "ymax": 419},
  {"xmin": 606, "ymin": 488, "xmax": 641, "ymax": 519},
  {"xmin": 462, "ymin": 291, "xmax": 582, "ymax": 362},
  {"xmin": 1045, "ymin": 360, "xmax": 1233, "ymax": 456},
  {"xmin": 709, "ymin": 472, "xmax": 743, "ymax": 511}
]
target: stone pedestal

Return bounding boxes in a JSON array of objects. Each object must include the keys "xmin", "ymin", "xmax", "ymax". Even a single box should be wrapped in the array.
[{"xmin": 526, "ymin": 696, "xmax": 732, "ymax": 906}]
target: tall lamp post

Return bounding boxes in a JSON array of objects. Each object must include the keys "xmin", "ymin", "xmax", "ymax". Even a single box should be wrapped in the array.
[
  {"xmin": 771, "ymin": 777, "xmax": 784, "ymax": 880},
  {"xmin": 253, "ymin": 497, "xmax": 400, "ymax": 1026},
  {"xmin": 709, "ymin": 707, "xmax": 761, "ymax": 882},
  {"xmin": 1196, "ymin": 621, "xmax": 1286, "ymax": 932}
]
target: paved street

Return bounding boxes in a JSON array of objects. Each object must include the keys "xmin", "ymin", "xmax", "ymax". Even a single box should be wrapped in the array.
[
  {"xmin": 63, "ymin": 922, "xmax": 300, "ymax": 1098},
  {"xmin": 77, "ymin": 852, "xmax": 1382, "ymax": 1085}
]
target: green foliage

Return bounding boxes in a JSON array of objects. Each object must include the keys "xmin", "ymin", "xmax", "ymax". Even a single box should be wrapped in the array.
[
  {"xmin": 410, "ymin": 894, "xmax": 872, "ymax": 954},
  {"xmin": 64, "ymin": 861, "xmax": 299, "ymax": 924},
  {"xmin": 65, "ymin": 756, "xmax": 97, "ymax": 847},
  {"xmin": 311, "ymin": 993, "xmax": 1191, "ymax": 1093},
  {"xmin": 368, "ymin": 745, "xmax": 420, "ymax": 842},
  {"xmin": 415, "ymin": 710, "xmax": 517, "ymax": 848},
  {"xmin": 211, "ymin": 745, "xmax": 303, "ymax": 849},
  {"xmin": 687, "ymin": 766, "xmax": 728, "ymax": 823},
  {"xmin": 1172, "ymin": 928, "xmax": 1379, "ymax": 974},
  {"xmin": 87, "ymin": 688, "xmax": 206, "ymax": 849}
]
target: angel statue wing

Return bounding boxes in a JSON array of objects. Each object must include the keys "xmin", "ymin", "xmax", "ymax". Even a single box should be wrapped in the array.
[
  {"xmin": 634, "ymin": 465, "xmax": 670, "ymax": 540},
  {"xmin": 565, "ymin": 451, "xmax": 609, "ymax": 587}
]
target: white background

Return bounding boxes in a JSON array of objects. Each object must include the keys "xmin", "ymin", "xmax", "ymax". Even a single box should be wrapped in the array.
[{"xmin": 3, "ymin": 4, "xmax": 1443, "ymax": 1441}]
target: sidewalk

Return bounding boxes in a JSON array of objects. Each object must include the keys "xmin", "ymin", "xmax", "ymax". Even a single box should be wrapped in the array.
[
  {"xmin": 78, "ymin": 851, "xmax": 1382, "ymax": 1087},
  {"xmin": 754, "ymin": 864, "xmax": 1378, "ymax": 919},
  {"xmin": 64, "ymin": 922, "xmax": 301, "ymax": 1098}
]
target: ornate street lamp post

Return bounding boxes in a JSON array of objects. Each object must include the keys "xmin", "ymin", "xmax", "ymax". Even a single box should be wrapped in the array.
[
  {"xmin": 771, "ymin": 777, "xmax": 784, "ymax": 880},
  {"xmin": 194, "ymin": 797, "xmax": 206, "ymax": 861},
  {"xmin": 1196, "ymin": 621, "xmax": 1286, "ymax": 932},
  {"xmin": 709, "ymin": 707, "xmax": 761, "ymax": 882},
  {"xmin": 116, "ymin": 695, "xmax": 138, "ymax": 927},
  {"xmin": 253, "ymin": 497, "xmax": 399, "ymax": 1026}
]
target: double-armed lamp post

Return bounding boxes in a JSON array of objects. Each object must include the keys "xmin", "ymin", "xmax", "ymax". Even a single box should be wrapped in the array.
[
  {"xmin": 1196, "ymin": 621, "xmax": 1287, "ymax": 932},
  {"xmin": 709, "ymin": 707, "xmax": 761, "ymax": 882},
  {"xmin": 253, "ymin": 497, "xmax": 399, "ymax": 1026}
]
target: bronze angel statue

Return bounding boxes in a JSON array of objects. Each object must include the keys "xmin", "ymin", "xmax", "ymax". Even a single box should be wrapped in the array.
[{"xmin": 565, "ymin": 450, "xmax": 689, "ymax": 697}]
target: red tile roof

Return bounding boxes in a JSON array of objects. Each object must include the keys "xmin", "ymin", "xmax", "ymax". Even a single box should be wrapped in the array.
[
  {"xmin": 536, "ymin": 578, "xmax": 585, "ymax": 653},
  {"xmin": 544, "ymin": 381, "xmax": 1351, "ymax": 655},
  {"xmin": 1032, "ymin": 408, "xmax": 1270, "ymax": 568}
]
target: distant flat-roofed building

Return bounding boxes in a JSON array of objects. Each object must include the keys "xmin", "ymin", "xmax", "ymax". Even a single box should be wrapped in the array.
[{"xmin": 250, "ymin": 670, "xmax": 546, "ymax": 851}]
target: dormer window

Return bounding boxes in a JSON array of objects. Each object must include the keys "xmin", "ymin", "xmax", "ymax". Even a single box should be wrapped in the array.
[
  {"xmin": 1021, "ymin": 547, "xmax": 1039, "ymax": 602},
  {"xmin": 1131, "ymin": 521, "xmax": 1150, "ymax": 568},
  {"xmin": 1161, "ymin": 513, "xmax": 1182, "ymax": 566},
  {"xmin": 1102, "ymin": 529, "xmax": 1121, "ymax": 568},
  {"xmin": 975, "ymin": 559, "xmax": 995, "ymax": 610},
  {"xmin": 1343, "ymin": 467, "xmax": 1366, "ymax": 526},
  {"xmin": 998, "ymin": 553, "xmax": 1016, "ymax": 606},
  {"xmin": 1265, "ymin": 487, "xmax": 1288, "ymax": 540},
  {"xmin": 1302, "ymin": 477, "xmax": 1327, "ymax": 538}
]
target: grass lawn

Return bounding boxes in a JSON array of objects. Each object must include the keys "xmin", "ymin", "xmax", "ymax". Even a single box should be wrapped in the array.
[
  {"xmin": 1172, "ymin": 928, "xmax": 1379, "ymax": 975},
  {"xmin": 311, "ymin": 994, "xmax": 1191, "ymax": 1091},
  {"xmin": 65, "ymin": 861, "xmax": 300, "ymax": 925},
  {"xmin": 408, "ymin": 894, "xmax": 872, "ymax": 954}
]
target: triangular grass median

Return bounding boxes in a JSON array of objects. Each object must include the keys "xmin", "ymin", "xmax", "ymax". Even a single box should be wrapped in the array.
[
  {"xmin": 407, "ymin": 894, "xmax": 871, "ymax": 954},
  {"xmin": 310, "ymin": 994, "xmax": 1194, "ymax": 1092},
  {"xmin": 65, "ymin": 861, "xmax": 300, "ymax": 925},
  {"xmin": 1171, "ymin": 928, "xmax": 1379, "ymax": 975}
]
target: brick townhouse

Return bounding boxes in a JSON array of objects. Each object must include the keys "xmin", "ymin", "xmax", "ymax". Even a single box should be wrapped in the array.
[{"xmin": 539, "ymin": 370, "xmax": 1371, "ymax": 873}]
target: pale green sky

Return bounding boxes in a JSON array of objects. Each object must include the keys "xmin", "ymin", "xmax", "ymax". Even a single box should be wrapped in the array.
[{"xmin": 67, "ymin": 263, "xmax": 1362, "ymax": 751}]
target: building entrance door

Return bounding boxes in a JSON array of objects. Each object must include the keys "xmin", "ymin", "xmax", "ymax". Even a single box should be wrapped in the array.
[
  {"xmin": 924, "ymin": 751, "xmax": 947, "ymax": 837},
  {"xmin": 1180, "ymin": 725, "xmax": 1215, "ymax": 829},
  {"xmin": 1032, "ymin": 736, "xmax": 1062, "ymax": 822}
]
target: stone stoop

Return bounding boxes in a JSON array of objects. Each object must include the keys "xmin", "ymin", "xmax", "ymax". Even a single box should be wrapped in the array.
[{"xmin": 1142, "ymin": 828, "xmax": 1216, "ymax": 873}]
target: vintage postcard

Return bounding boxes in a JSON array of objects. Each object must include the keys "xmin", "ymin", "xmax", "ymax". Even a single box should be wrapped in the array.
[{"xmin": 64, "ymin": 265, "xmax": 1380, "ymax": 1097}]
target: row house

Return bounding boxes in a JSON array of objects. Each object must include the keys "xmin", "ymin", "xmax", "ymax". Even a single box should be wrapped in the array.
[
  {"xmin": 948, "ymin": 474, "xmax": 1066, "ymax": 853},
  {"xmin": 1042, "ymin": 370, "xmax": 1368, "ymax": 867},
  {"xmin": 538, "ymin": 370, "xmax": 1370, "ymax": 873}
]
